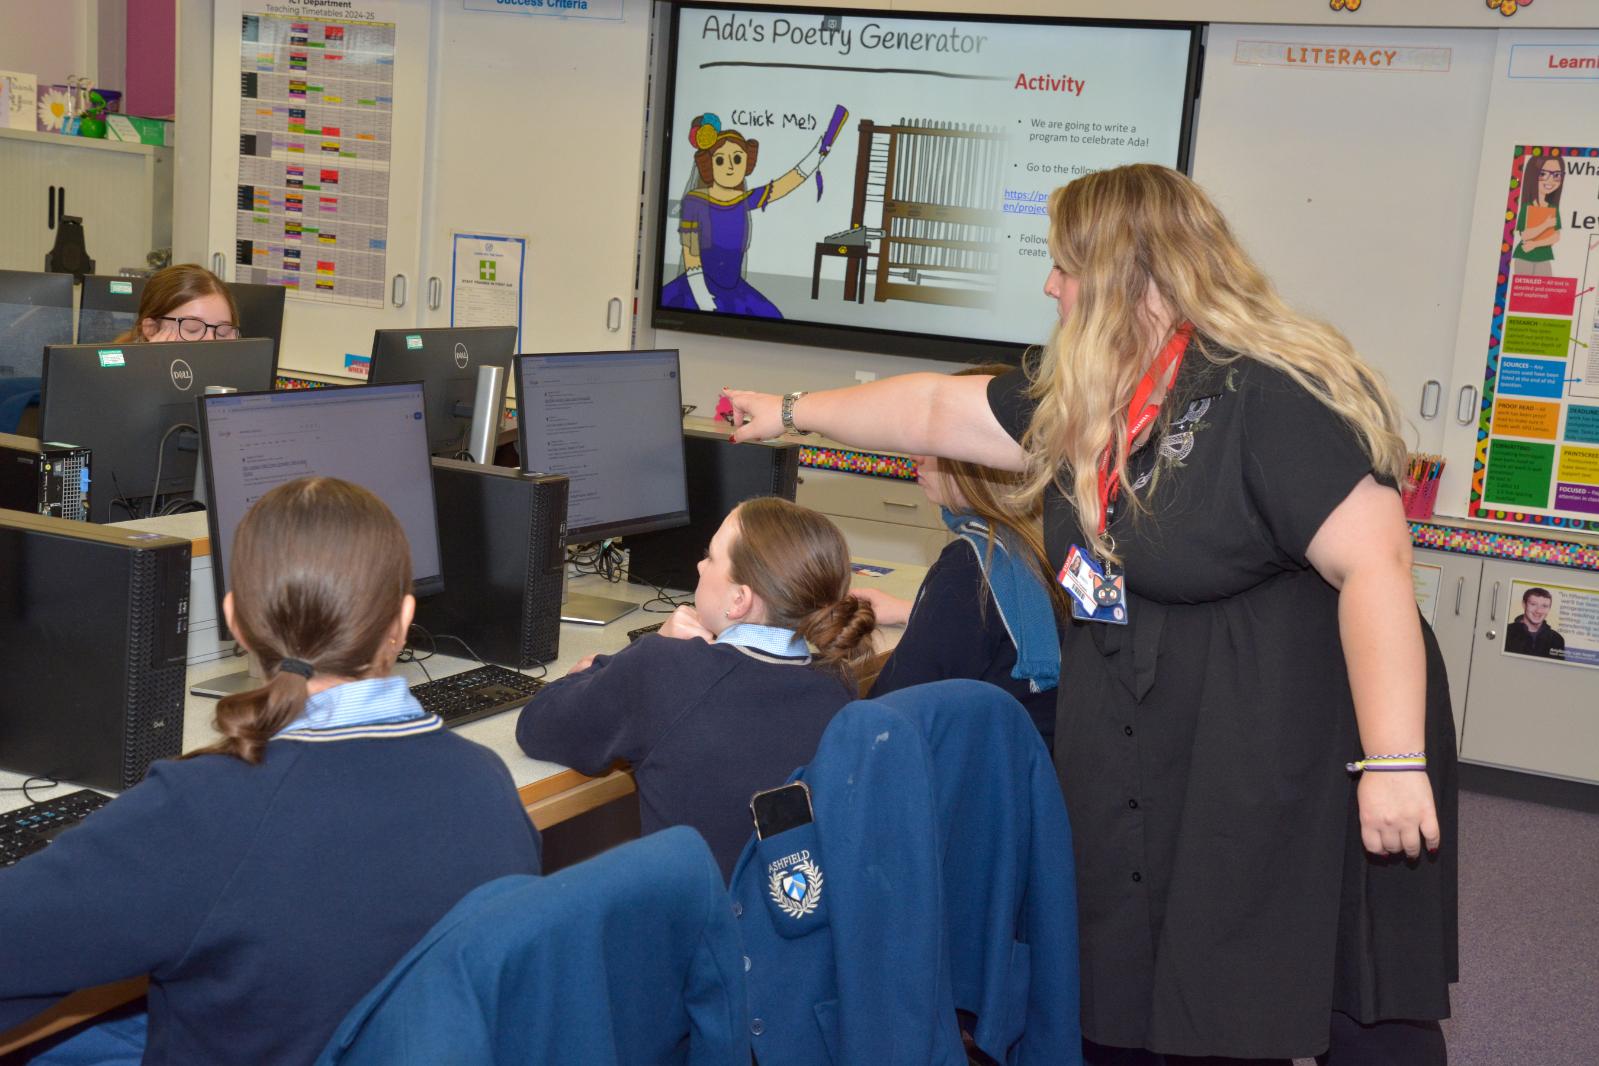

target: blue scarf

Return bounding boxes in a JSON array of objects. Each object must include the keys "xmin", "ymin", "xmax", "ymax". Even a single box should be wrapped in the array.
[{"xmin": 940, "ymin": 508, "xmax": 1060, "ymax": 693}]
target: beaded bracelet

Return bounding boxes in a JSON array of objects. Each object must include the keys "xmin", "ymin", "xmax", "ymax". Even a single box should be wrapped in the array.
[{"xmin": 1346, "ymin": 752, "xmax": 1427, "ymax": 773}]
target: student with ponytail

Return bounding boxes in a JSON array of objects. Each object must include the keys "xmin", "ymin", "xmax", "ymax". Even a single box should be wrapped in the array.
[
  {"xmin": 0, "ymin": 477, "xmax": 541, "ymax": 1066},
  {"xmin": 517, "ymin": 497, "xmax": 874, "ymax": 879}
]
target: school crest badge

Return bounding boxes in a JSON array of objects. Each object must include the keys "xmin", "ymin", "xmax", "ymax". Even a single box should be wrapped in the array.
[{"xmin": 767, "ymin": 851, "xmax": 824, "ymax": 919}]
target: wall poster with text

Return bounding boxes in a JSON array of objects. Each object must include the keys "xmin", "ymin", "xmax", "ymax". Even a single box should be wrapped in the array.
[
  {"xmin": 234, "ymin": 12, "xmax": 397, "ymax": 308},
  {"xmin": 1472, "ymin": 145, "xmax": 1599, "ymax": 532}
]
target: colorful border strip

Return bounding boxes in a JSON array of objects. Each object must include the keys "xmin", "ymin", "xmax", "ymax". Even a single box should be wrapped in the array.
[
  {"xmin": 1471, "ymin": 144, "xmax": 1599, "ymax": 534},
  {"xmin": 1412, "ymin": 521, "xmax": 1599, "ymax": 572},
  {"xmin": 799, "ymin": 445, "xmax": 917, "ymax": 481}
]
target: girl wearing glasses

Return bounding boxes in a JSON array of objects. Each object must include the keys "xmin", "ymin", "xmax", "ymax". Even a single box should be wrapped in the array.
[
  {"xmin": 115, "ymin": 263, "xmax": 241, "ymax": 343},
  {"xmin": 1512, "ymin": 155, "xmax": 1564, "ymax": 277}
]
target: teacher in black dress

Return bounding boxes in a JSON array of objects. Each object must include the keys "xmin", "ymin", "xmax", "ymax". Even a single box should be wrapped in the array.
[{"xmin": 723, "ymin": 164, "xmax": 1456, "ymax": 1066}]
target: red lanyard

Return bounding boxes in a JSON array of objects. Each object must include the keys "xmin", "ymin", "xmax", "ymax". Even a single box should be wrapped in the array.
[{"xmin": 1094, "ymin": 323, "xmax": 1194, "ymax": 536}]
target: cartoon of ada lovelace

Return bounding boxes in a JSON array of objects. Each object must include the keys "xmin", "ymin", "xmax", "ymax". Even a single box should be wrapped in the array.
[{"xmin": 661, "ymin": 112, "xmax": 830, "ymax": 320}]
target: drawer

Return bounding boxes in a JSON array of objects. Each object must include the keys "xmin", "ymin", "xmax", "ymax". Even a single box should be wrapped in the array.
[
  {"xmin": 797, "ymin": 468, "xmax": 943, "ymax": 531},
  {"xmin": 829, "ymin": 515, "xmax": 950, "ymax": 567}
]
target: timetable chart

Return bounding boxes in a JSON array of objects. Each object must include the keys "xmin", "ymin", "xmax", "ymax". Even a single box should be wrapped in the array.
[{"xmin": 236, "ymin": 12, "xmax": 397, "ymax": 308}]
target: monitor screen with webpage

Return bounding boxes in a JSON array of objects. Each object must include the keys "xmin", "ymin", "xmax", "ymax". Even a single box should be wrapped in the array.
[
  {"xmin": 650, "ymin": 5, "xmax": 1200, "ymax": 362},
  {"xmin": 198, "ymin": 381, "xmax": 444, "ymax": 603},
  {"xmin": 515, "ymin": 349, "xmax": 689, "ymax": 542}
]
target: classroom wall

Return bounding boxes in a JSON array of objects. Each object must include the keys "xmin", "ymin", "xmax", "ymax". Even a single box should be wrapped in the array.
[{"xmin": 0, "ymin": 2, "xmax": 95, "ymax": 90}]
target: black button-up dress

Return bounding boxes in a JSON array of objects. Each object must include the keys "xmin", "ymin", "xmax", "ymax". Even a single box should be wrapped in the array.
[{"xmin": 988, "ymin": 347, "xmax": 1458, "ymax": 1059}]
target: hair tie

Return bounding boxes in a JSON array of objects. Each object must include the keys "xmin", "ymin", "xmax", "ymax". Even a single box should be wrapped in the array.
[{"xmin": 278, "ymin": 658, "xmax": 315, "ymax": 680}]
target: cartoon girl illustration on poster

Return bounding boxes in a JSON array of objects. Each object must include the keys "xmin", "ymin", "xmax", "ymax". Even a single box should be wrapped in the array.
[
  {"xmin": 1512, "ymin": 154, "xmax": 1565, "ymax": 276},
  {"xmin": 661, "ymin": 113, "xmax": 829, "ymax": 319}
]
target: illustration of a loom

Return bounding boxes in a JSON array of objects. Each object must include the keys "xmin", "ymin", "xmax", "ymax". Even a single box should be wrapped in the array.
[{"xmin": 811, "ymin": 118, "xmax": 1005, "ymax": 308}]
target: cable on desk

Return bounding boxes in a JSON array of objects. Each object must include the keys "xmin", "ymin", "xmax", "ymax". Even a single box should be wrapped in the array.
[
  {"xmin": 399, "ymin": 624, "xmax": 435, "ymax": 683},
  {"xmin": 0, "ymin": 776, "xmax": 63, "ymax": 804}
]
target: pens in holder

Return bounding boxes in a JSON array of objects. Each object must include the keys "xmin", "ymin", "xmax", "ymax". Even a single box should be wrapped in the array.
[{"xmin": 1402, "ymin": 454, "xmax": 1445, "ymax": 521}]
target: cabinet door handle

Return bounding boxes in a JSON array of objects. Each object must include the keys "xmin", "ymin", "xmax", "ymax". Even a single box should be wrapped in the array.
[
  {"xmin": 607, "ymin": 297, "xmax": 623, "ymax": 333},
  {"xmin": 1488, "ymin": 580, "xmax": 1500, "ymax": 623},
  {"xmin": 882, "ymin": 499, "xmax": 918, "ymax": 510},
  {"xmin": 391, "ymin": 274, "xmax": 408, "ymax": 308},
  {"xmin": 428, "ymin": 276, "xmax": 443, "ymax": 311},
  {"xmin": 1456, "ymin": 385, "xmax": 1478, "ymax": 425},
  {"xmin": 211, "ymin": 252, "xmax": 227, "ymax": 278},
  {"xmin": 1420, "ymin": 380, "xmax": 1442, "ymax": 420},
  {"xmin": 1454, "ymin": 576, "xmax": 1464, "ymax": 616}
]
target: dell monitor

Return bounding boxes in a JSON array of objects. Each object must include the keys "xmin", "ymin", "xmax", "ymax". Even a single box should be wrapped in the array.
[
  {"xmin": 369, "ymin": 326, "xmax": 517, "ymax": 456},
  {"xmin": 39, "ymin": 339, "xmax": 277, "ymax": 522},
  {"xmin": 0, "ymin": 269, "xmax": 74, "ymax": 380},
  {"xmin": 77, "ymin": 274, "xmax": 146, "ymax": 344},
  {"xmin": 515, "ymin": 349, "xmax": 690, "ymax": 624},
  {"xmin": 193, "ymin": 380, "xmax": 445, "ymax": 695}
]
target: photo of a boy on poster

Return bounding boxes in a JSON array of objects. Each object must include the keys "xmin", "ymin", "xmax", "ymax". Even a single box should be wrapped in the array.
[{"xmin": 1505, "ymin": 586, "xmax": 1566, "ymax": 659}]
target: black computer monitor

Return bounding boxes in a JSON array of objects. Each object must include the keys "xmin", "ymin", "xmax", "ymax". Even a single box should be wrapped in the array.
[
  {"xmin": 196, "ymin": 382, "xmax": 446, "ymax": 622},
  {"xmin": 515, "ymin": 349, "xmax": 689, "ymax": 624},
  {"xmin": 0, "ymin": 269, "xmax": 74, "ymax": 379},
  {"xmin": 515, "ymin": 350, "xmax": 690, "ymax": 542},
  {"xmin": 77, "ymin": 274, "xmax": 146, "ymax": 344},
  {"xmin": 228, "ymin": 281, "xmax": 287, "ymax": 364},
  {"xmin": 39, "ymin": 339, "xmax": 277, "ymax": 522},
  {"xmin": 369, "ymin": 326, "xmax": 517, "ymax": 456}
]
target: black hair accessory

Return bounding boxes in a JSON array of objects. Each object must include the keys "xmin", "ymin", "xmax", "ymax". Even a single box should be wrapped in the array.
[{"xmin": 278, "ymin": 658, "xmax": 315, "ymax": 680}]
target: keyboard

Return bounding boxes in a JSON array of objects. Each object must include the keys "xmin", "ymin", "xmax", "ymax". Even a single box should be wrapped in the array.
[
  {"xmin": 0, "ymin": 789, "xmax": 112, "ymax": 868},
  {"xmin": 412, "ymin": 664, "xmax": 545, "ymax": 728},
  {"xmin": 628, "ymin": 621, "xmax": 665, "ymax": 642}
]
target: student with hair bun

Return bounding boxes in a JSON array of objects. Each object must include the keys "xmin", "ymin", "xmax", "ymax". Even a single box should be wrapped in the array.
[
  {"xmin": 0, "ymin": 477, "xmax": 541, "ymax": 1066},
  {"xmin": 518, "ymin": 496, "xmax": 874, "ymax": 879},
  {"xmin": 115, "ymin": 262, "xmax": 240, "ymax": 343}
]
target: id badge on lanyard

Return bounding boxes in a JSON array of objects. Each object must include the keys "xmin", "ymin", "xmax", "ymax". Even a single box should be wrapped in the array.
[
  {"xmin": 1060, "ymin": 543, "xmax": 1127, "ymax": 624},
  {"xmin": 1058, "ymin": 322, "xmax": 1193, "ymax": 626}
]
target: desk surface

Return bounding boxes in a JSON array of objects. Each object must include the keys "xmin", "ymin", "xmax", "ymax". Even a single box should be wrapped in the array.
[{"xmin": 0, "ymin": 559, "xmax": 925, "ymax": 818}]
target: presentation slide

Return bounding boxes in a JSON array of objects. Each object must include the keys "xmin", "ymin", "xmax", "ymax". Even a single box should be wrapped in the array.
[{"xmin": 654, "ymin": 6, "xmax": 1196, "ymax": 350}]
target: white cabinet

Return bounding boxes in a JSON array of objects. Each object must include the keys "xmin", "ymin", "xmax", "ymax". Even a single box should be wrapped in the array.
[
  {"xmin": 0, "ymin": 128, "xmax": 172, "ymax": 275},
  {"xmin": 1458, "ymin": 558, "xmax": 1599, "ymax": 784},
  {"xmin": 416, "ymin": 3, "xmax": 649, "ymax": 355},
  {"xmin": 796, "ymin": 466, "xmax": 950, "ymax": 566},
  {"xmin": 1414, "ymin": 548, "xmax": 1483, "ymax": 744}
]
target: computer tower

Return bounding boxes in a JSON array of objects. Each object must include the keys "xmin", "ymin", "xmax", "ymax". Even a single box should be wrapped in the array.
[
  {"xmin": 626, "ymin": 429, "xmax": 801, "ymax": 592},
  {"xmin": 0, "ymin": 509, "xmax": 190, "ymax": 790},
  {"xmin": 415, "ymin": 459, "xmax": 569, "ymax": 669},
  {"xmin": 0, "ymin": 432, "xmax": 91, "ymax": 521}
]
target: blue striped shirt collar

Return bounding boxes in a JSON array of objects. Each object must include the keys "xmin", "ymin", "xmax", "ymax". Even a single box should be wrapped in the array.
[
  {"xmin": 275, "ymin": 675, "xmax": 439, "ymax": 741},
  {"xmin": 716, "ymin": 622, "xmax": 810, "ymax": 660}
]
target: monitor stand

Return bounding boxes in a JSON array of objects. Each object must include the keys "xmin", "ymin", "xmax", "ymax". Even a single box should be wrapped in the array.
[
  {"xmin": 559, "ymin": 567, "xmax": 638, "ymax": 626},
  {"xmin": 190, "ymin": 648, "xmax": 263, "ymax": 698}
]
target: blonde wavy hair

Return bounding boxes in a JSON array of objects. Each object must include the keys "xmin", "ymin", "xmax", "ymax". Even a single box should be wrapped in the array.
[{"xmin": 1019, "ymin": 164, "xmax": 1407, "ymax": 564}]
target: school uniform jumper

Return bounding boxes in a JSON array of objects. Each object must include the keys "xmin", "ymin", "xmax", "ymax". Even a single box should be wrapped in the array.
[
  {"xmin": 988, "ymin": 351, "xmax": 1458, "ymax": 1060},
  {"xmin": 869, "ymin": 530, "xmax": 1062, "ymax": 750},
  {"xmin": 516, "ymin": 624, "xmax": 853, "ymax": 880},
  {"xmin": 0, "ymin": 678, "xmax": 543, "ymax": 1066}
]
